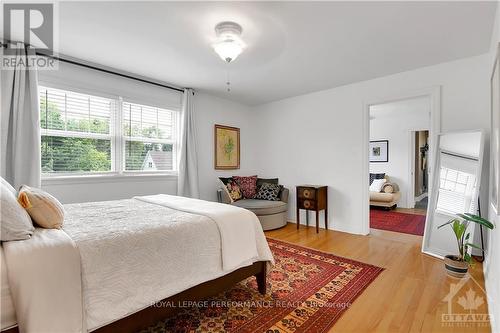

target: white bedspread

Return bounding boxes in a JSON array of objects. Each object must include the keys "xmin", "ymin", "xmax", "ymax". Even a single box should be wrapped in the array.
[
  {"xmin": 135, "ymin": 194, "xmax": 263, "ymax": 271},
  {"xmin": 3, "ymin": 228, "xmax": 84, "ymax": 333},
  {"xmin": 66, "ymin": 197, "xmax": 272, "ymax": 330}
]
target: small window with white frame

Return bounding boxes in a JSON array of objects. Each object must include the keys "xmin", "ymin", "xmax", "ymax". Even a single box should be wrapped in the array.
[{"xmin": 437, "ymin": 166, "xmax": 477, "ymax": 215}]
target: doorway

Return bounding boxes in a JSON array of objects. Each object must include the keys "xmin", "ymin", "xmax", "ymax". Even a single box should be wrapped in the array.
[
  {"xmin": 413, "ymin": 130, "xmax": 429, "ymax": 211},
  {"xmin": 362, "ymin": 87, "xmax": 441, "ymax": 238}
]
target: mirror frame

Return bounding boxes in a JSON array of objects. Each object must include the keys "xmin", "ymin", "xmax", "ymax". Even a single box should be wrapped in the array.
[{"xmin": 422, "ymin": 129, "xmax": 485, "ymax": 259}]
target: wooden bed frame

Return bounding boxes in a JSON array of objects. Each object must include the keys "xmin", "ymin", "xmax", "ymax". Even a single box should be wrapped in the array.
[{"xmin": 3, "ymin": 261, "xmax": 267, "ymax": 333}]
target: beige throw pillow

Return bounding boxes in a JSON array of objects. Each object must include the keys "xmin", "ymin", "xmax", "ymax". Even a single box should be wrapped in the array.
[
  {"xmin": 383, "ymin": 183, "xmax": 394, "ymax": 193},
  {"xmin": 18, "ymin": 186, "xmax": 65, "ymax": 229}
]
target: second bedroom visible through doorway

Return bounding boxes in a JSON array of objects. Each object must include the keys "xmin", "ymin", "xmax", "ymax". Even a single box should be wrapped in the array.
[{"xmin": 369, "ymin": 96, "xmax": 431, "ymax": 236}]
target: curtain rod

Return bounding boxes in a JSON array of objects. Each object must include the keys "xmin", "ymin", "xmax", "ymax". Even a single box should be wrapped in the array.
[
  {"xmin": 1, "ymin": 40, "xmax": 186, "ymax": 93},
  {"xmin": 36, "ymin": 51, "xmax": 185, "ymax": 93}
]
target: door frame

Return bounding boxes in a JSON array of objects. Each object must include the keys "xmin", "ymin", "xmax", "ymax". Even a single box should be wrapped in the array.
[
  {"xmin": 408, "ymin": 129, "xmax": 430, "ymax": 209},
  {"xmin": 361, "ymin": 86, "xmax": 441, "ymax": 243}
]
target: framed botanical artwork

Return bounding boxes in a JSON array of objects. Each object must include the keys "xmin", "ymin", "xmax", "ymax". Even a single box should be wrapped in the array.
[
  {"xmin": 369, "ymin": 140, "xmax": 389, "ymax": 163},
  {"xmin": 214, "ymin": 124, "xmax": 240, "ymax": 170},
  {"xmin": 491, "ymin": 44, "xmax": 500, "ymax": 214}
]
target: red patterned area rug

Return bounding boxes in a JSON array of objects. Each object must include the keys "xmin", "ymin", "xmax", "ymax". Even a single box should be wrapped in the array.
[
  {"xmin": 370, "ymin": 209, "xmax": 426, "ymax": 236},
  {"xmin": 140, "ymin": 238, "xmax": 383, "ymax": 333}
]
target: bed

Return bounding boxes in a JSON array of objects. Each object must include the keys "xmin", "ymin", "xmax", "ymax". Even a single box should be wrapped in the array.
[{"xmin": 1, "ymin": 194, "xmax": 273, "ymax": 333}]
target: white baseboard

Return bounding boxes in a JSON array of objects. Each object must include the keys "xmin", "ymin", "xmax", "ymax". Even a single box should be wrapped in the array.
[{"xmin": 286, "ymin": 220, "xmax": 366, "ymax": 235}]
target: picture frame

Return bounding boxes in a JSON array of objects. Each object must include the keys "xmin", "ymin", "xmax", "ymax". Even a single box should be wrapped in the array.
[
  {"xmin": 490, "ymin": 44, "xmax": 500, "ymax": 214},
  {"xmin": 369, "ymin": 140, "xmax": 389, "ymax": 163},
  {"xmin": 214, "ymin": 124, "xmax": 240, "ymax": 170}
]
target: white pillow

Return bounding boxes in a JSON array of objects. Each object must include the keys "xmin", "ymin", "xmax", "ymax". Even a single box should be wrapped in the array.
[
  {"xmin": 0, "ymin": 181, "xmax": 34, "ymax": 241},
  {"xmin": 0, "ymin": 177, "xmax": 16, "ymax": 197},
  {"xmin": 369, "ymin": 178, "xmax": 387, "ymax": 192}
]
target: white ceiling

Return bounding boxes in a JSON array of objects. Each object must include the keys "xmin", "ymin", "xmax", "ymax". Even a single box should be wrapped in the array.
[{"xmin": 34, "ymin": 2, "xmax": 500, "ymax": 105}]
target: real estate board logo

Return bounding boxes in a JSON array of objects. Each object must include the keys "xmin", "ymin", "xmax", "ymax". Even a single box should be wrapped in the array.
[
  {"xmin": 441, "ymin": 274, "xmax": 491, "ymax": 329},
  {"xmin": 2, "ymin": 2, "xmax": 57, "ymax": 69}
]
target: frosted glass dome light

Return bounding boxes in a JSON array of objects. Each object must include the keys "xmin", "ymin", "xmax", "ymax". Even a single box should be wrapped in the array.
[{"xmin": 212, "ymin": 21, "xmax": 245, "ymax": 63}]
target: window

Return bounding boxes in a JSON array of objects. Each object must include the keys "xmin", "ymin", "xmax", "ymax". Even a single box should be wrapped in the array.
[
  {"xmin": 437, "ymin": 166, "xmax": 477, "ymax": 215},
  {"xmin": 40, "ymin": 87, "xmax": 113, "ymax": 174},
  {"xmin": 39, "ymin": 86, "xmax": 177, "ymax": 175},
  {"xmin": 122, "ymin": 101, "xmax": 175, "ymax": 172}
]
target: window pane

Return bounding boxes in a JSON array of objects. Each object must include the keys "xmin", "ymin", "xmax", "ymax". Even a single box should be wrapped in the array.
[
  {"xmin": 456, "ymin": 173, "xmax": 469, "ymax": 185},
  {"xmin": 39, "ymin": 89, "xmax": 65, "ymax": 130},
  {"xmin": 125, "ymin": 141, "xmax": 173, "ymax": 171},
  {"xmin": 41, "ymin": 136, "xmax": 111, "ymax": 173},
  {"xmin": 39, "ymin": 87, "xmax": 112, "ymax": 134},
  {"xmin": 122, "ymin": 101, "xmax": 174, "ymax": 140}
]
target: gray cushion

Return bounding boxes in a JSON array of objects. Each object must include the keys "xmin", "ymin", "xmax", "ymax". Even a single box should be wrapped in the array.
[{"xmin": 232, "ymin": 199, "xmax": 287, "ymax": 215}]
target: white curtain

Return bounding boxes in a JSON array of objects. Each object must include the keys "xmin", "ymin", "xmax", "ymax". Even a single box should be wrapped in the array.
[
  {"xmin": 177, "ymin": 88, "xmax": 199, "ymax": 198},
  {"xmin": 0, "ymin": 43, "xmax": 41, "ymax": 189}
]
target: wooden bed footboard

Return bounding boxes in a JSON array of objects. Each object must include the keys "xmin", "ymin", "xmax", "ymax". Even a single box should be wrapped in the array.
[
  {"xmin": 2, "ymin": 261, "xmax": 267, "ymax": 333},
  {"xmin": 1, "ymin": 261, "xmax": 267, "ymax": 333},
  {"xmin": 94, "ymin": 260, "xmax": 267, "ymax": 333}
]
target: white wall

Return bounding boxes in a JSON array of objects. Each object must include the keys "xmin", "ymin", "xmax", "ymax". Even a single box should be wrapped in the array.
[
  {"xmin": 252, "ymin": 53, "xmax": 490, "ymax": 235},
  {"xmin": 485, "ymin": 4, "xmax": 500, "ymax": 332},
  {"xmin": 42, "ymin": 175, "xmax": 178, "ymax": 204},
  {"xmin": 194, "ymin": 92, "xmax": 257, "ymax": 202},
  {"xmin": 369, "ymin": 97, "xmax": 430, "ymax": 208}
]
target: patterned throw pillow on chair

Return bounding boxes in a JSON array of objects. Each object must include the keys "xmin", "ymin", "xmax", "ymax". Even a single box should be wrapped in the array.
[
  {"xmin": 255, "ymin": 183, "xmax": 282, "ymax": 201},
  {"xmin": 221, "ymin": 179, "xmax": 242, "ymax": 202},
  {"xmin": 228, "ymin": 180, "xmax": 243, "ymax": 201},
  {"xmin": 233, "ymin": 175, "xmax": 258, "ymax": 199}
]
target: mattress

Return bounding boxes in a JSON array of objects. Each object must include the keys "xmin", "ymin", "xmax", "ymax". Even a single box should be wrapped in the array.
[{"xmin": 0, "ymin": 247, "xmax": 17, "ymax": 330}]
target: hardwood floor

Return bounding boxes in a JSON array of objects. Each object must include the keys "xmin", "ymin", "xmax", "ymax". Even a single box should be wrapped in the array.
[
  {"xmin": 393, "ymin": 207, "xmax": 427, "ymax": 216},
  {"xmin": 265, "ymin": 223, "xmax": 490, "ymax": 333}
]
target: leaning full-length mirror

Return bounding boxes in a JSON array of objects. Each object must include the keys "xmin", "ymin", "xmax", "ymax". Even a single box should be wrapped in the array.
[{"xmin": 422, "ymin": 130, "xmax": 485, "ymax": 258}]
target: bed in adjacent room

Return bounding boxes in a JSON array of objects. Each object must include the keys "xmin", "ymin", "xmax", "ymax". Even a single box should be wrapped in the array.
[{"xmin": 1, "ymin": 189, "xmax": 273, "ymax": 333}]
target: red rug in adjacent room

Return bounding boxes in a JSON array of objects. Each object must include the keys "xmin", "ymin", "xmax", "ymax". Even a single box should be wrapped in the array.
[
  {"xmin": 140, "ymin": 238, "xmax": 383, "ymax": 333},
  {"xmin": 370, "ymin": 209, "xmax": 426, "ymax": 236}
]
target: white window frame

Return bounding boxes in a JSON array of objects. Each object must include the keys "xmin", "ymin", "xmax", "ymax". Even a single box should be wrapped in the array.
[
  {"xmin": 39, "ymin": 84, "xmax": 179, "ymax": 180},
  {"xmin": 119, "ymin": 99, "xmax": 178, "ymax": 176}
]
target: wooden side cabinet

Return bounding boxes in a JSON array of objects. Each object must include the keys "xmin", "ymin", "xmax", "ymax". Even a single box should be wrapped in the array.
[{"xmin": 296, "ymin": 185, "xmax": 328, "ymax": 233}]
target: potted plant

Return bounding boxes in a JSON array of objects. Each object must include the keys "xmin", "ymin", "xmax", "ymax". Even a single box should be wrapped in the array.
[{"xmin": 438, "ymin": 213, "xmax": 494, "ymax": 278}]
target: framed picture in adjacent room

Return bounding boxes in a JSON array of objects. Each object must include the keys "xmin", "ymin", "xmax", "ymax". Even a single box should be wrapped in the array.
[
  {"xmin": 369, "ymin": 140, "xmax": 389, "ymax": 162},
  {"xmin": 214, "ymin": 124, "xmax": 240, "ymax": 170},
  {"xmin": 491, "ymin": 44, "xmax": 500, "ymax": 214}
]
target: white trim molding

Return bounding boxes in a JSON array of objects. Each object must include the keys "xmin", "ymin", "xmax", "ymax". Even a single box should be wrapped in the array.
[{"xmin": 362, "ymin": 86, "xmax": 442, "ymax": 237}]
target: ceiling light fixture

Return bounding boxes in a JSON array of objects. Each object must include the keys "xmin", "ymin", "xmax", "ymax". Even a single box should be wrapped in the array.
[{"xmin": 212, "ymin": 21, "xmax": 245, "ymax": 63}]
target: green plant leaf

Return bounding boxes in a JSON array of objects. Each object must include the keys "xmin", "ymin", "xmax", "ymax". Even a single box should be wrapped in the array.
[
  {"xmin": 465, "ymin": 243, "xmax": 484, "ymax": 252},
  {"xmin": 438, "ymin": 219, "xmax": 458, "ymax": 229},
  {"xmin": 452, "ymin": 220, "xmax": 466, "ymax": 241},
  {"xmin": 457, "ymin": 214, "xmax": 494, "ymax": 229},
  {"xmin": 464, "ymin": 252, "xmax": 472, "ymax": 264}
]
